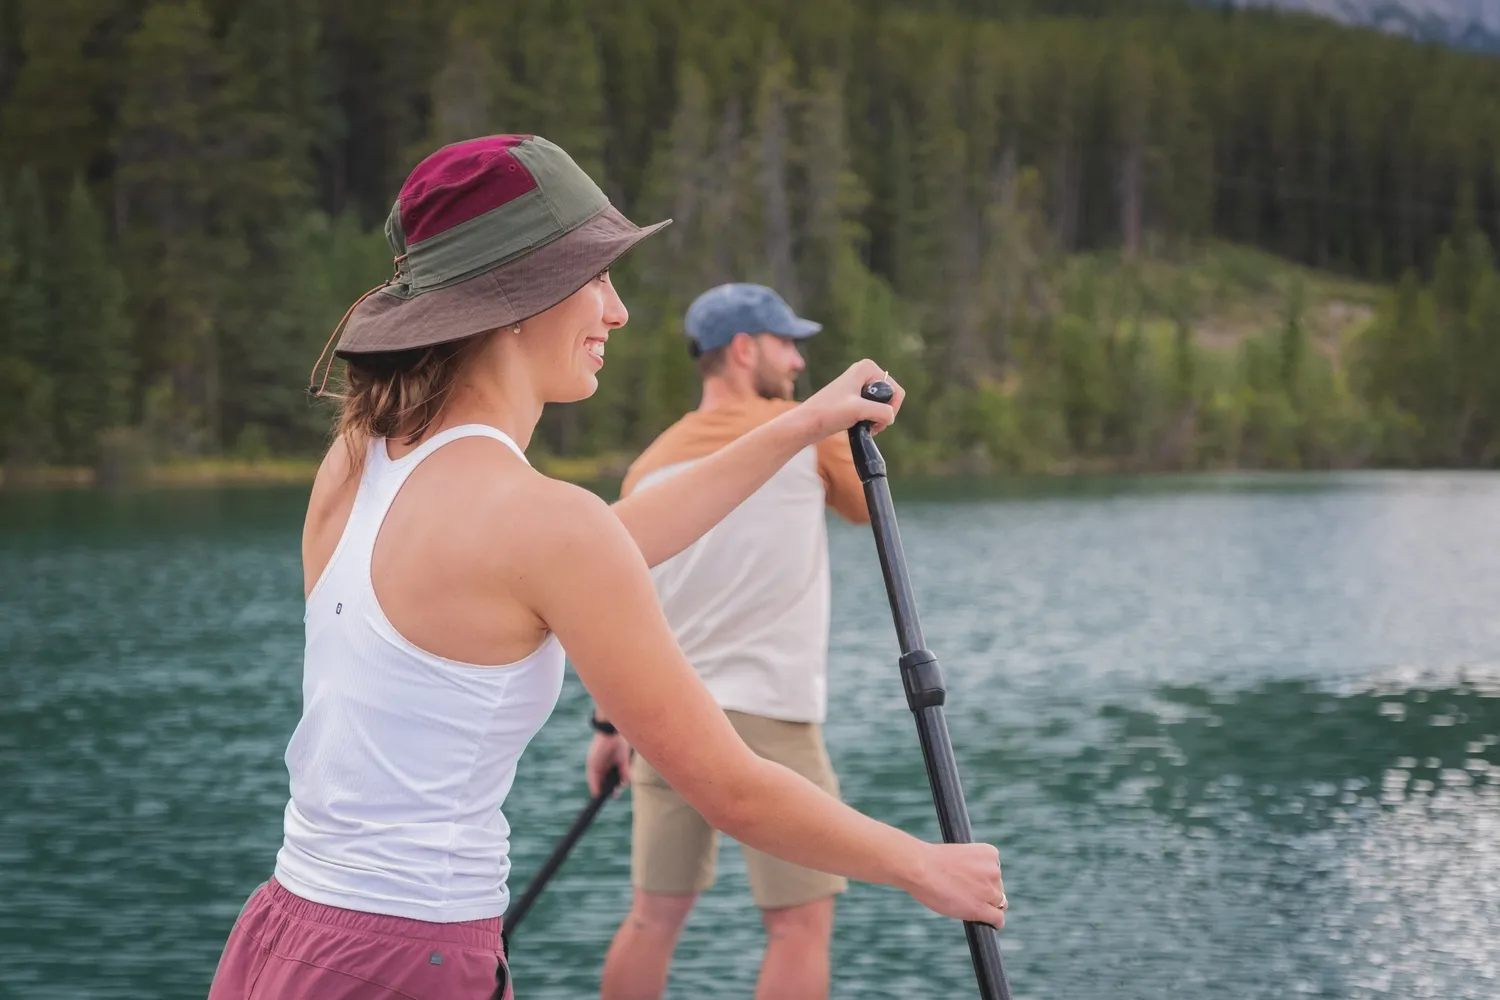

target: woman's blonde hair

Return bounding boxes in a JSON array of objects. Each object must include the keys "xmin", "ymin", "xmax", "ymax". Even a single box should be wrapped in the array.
[{"xmin": 328, "ymin": 333, "xmax": 491, "ymax": 476}]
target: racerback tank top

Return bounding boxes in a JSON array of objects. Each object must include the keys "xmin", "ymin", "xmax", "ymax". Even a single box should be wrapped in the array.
[{"xmin": 274, "ymin": 425, "xmax": 566, "ymax": 923}]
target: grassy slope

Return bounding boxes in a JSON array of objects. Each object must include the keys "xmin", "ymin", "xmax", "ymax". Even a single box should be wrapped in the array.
[{"xmin": 1067, "ymin": 241, "xmax": 1379, "ymax": 360}]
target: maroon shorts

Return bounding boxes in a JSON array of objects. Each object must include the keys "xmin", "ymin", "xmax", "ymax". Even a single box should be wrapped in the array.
[{"xmin": 207, "ymin": 878, "xmax": 513, "ymax": 1000}]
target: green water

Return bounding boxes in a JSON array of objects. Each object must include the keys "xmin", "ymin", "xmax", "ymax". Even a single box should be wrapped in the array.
[{"xmin": 4, "ymin": 472, "xmax": 1500, "ymax": 999}]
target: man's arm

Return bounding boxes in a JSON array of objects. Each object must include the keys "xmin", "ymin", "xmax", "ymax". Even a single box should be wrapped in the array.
[{"xmin": 816, "ymin": 430, "xmax": 871, "ymax": 525}]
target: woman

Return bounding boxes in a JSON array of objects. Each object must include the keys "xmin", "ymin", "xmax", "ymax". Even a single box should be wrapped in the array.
[{"xmin": 207, "ymin": 135, "xmax": 1005, "ymax": 1000}]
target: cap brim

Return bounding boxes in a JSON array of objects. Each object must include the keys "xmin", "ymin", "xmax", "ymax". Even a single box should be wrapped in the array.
[
  {"xmin": 334, "ymin": 206, "xmax": 671, "ymax": 357},
  {"xmin": 784, "ymin": 317, "xmax": 822, "ymax": 338}
]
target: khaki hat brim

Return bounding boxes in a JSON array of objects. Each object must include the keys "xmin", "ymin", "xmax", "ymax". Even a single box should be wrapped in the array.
[{"xmin": 334, "ymin": 206, "xmax": 671, "ymax": 357}]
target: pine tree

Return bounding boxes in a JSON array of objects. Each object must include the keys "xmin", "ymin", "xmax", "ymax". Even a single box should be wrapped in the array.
[
  {"xmin": 750, "ymin": 53, "xmax": 798, "ymax": 307},
  {"xmin": 0, "ymin": 175, "xmax": 16, "ymax": 348},
  {"xmin": 427, "ymin": 5, "xmax": 500, "ymax": 147},
  {"xmin": 8, "ymin": 167, "xmax": 52, "ymax": 374},
  {"xmin": 505, "ymin": 0, "xmax": 610, "ymax": 186},
  {"xmin": 322, "ymin": 0, "xmax": 453, "ymax": 216},
  {"xmin": 1280, "ymin": 276, "xmax": 1307, "ymax": 405},
  {"xmin": 592, "ymin": 2, "xmax": 673, "ymax": 208},
  {"xmin": 0, "ymin": 169, "xmax": 56, "ymax": 462},
  {"xmin": 799, "ymin": 66, "xmax": 870, "ymax": 363},
  {"xmin": 220, "ymin": 0, "xmax": 322, "ymax": 219},
  {"xmin": 50, "ymin": 178, "xmax": 133, "ymax": 463},
  {"xmin": 215, "ymin": 0, "xmax": 328, "ymax": 454},
  {"xmin": 1113, "ymin": 42, "xmax": 1154, "ymax": 258},
  {"xmin": 0, "ymin": 177, "xmax": 27, "ymax": 458},
  {"xmin": 0, "ymin": 0, "xmax": 109, "ymax": 188}
]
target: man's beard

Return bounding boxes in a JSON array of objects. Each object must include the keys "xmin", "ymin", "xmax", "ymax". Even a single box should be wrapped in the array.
[{"xmin": 753, "ymin": 362, "xmax": 796, "ymax": 401}]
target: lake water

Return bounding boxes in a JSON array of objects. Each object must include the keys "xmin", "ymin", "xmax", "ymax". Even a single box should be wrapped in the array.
[{"xmin": 3, "ymin": 472, "xmax": 1498, "ymax": 999}]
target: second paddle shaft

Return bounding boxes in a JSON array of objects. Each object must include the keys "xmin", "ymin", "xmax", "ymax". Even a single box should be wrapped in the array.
[{"xmin": 502, "ymin": 765, "xmax": 621, "ymax": 953}]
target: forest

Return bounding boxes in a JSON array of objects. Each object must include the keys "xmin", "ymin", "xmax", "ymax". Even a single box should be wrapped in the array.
[{"xmin": 3, "ymin": 0, "xmax": 1500, "ymax": 480}]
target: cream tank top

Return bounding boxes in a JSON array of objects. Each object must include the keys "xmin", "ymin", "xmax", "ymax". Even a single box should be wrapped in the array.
[{"xmin": 274, "ymin": 425, "xmax": 566, "ymax": 923}]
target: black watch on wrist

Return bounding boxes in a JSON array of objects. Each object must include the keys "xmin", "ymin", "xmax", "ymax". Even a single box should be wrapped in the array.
[{"xmin": 590, "ymin": 711, "xmax": 618, "ymax": 736}]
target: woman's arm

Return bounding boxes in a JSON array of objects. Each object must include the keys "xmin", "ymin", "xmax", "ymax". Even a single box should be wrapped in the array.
[
  {"xmin": 511, "ymin": 478, "xmax": 1005, "ymax": 927},
  {"xmin": 611, "ymin": 360, "xmax": 902, "ymax": 568}
]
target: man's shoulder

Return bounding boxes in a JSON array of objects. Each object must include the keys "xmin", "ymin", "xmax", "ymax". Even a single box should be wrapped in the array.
[
  {"xmin": 622, "ymin": 399, "xmax": 799, "ymax": 496},
  {"xmin": 621, "ymin": 415, "xmax": 698, "ymax": 496}
]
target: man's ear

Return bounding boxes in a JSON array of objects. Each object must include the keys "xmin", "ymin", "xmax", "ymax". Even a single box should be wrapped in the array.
[{"xmin": 726, "ymin": 331, "xmax": 757, "ymax": 369}]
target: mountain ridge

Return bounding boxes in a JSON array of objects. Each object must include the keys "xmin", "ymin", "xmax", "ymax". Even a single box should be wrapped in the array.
[{"xmin": 1215, "ymin": 0, "xmax": 1500, "ymax": 53}]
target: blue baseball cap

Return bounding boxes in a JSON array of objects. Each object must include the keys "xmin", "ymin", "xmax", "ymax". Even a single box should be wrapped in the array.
[{"xmin": 683, "ymin": 283, "xmax": 822, "ymax": 353}]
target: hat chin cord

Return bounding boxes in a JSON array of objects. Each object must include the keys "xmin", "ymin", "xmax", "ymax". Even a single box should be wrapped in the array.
[{"xmin": 306, "ymin": 255, "xmax": 407, "ymax": 399}]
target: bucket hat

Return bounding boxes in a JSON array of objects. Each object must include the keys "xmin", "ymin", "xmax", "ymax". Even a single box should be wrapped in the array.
[{"xmin": 311, "ymin": 135, "xmax": 669, "ymax": 390}]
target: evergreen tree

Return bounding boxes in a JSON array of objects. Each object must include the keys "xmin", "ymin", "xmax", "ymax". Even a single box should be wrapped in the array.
[
  {"xmin": 749, "ymin": 54, "xmax": 798, "ymax": 308},
  {"xmin": 0, "ymin": 169, "xmax": 56, "ymax": 463},
  {"xmin": 50, "ymin": 178, "xmax": 133, "ymax": 463},
  {"xmin": 114, "ymin": 0, "xmax": 236, "ymax": 454},
  {"xmin": 1280, "ymin": 276, "xmax": 1307, "ymax": 405},
  {"xmin": 0, "ymin": 0, "xmax": 110, "ymax": 188},
  {"xmin": 8, "ymin": 167, "xmax": 52, "ymax": 377},
  {"xmin": 426, "ymin": 5, "xmax": 500, "ymax": 148}
]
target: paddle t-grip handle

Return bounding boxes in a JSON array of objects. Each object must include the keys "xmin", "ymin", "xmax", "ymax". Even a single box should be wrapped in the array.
[{"xmin": 862, "ymin": 380, "xmax": 895, "ymax": 406}]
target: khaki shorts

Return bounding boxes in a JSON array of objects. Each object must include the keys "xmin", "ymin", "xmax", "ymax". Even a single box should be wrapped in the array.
[{"xmin": 629, "ymin": 710, "xmax": 849, "ymax": 910}]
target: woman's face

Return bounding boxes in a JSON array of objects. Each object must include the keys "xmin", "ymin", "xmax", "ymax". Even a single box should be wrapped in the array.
[{"xmin": 516, "ymin": 271, "xmax": 628, "ymax": 403}]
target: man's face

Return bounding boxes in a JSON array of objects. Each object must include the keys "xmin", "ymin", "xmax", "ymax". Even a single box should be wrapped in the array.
[{"xmin": 750, "ymin": 334, "xmax": 806, "ymax": 400}]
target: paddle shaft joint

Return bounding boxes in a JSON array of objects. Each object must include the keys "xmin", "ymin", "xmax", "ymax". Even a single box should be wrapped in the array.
[
  {"xmin": 849, "ymin": 379, "xmax": 893, "ymax": 482},
  {"xmin": 900, "ymin": 649, "xmax": 946, "ymax": 711},
  {"xmin": 850, "ymin": 420, "xmax": 887, "ymax": 482}
]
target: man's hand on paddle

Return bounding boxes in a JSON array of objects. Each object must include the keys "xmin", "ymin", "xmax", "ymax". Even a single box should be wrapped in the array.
[{"xmin": 586, "ymin": 730, "xmax": 632, "ymax": 798}]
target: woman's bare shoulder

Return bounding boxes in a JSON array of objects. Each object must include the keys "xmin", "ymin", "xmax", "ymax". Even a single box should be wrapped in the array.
[
  {"xmin": 472, "ymin": 460, "xmax": 622, "ymax": 553},
  {"xmin": 374, "ymin": 435, "xmax": 624, "ymax": 562}
]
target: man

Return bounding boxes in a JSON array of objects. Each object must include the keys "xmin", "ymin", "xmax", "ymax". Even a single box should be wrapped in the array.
[{"xmin": 587, "ymin": 283, "xmax": 870, "ymax": 1000}]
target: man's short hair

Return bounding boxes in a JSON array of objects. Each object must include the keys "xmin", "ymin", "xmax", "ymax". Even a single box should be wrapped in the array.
[{"xmin": 693, "ymin": 343, "xmax": 728, "ymax": 378}]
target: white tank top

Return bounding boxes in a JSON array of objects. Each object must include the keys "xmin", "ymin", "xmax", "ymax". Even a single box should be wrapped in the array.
[{"xmin": 273, "ymin": 425, "xmax": 566, "ymax": 923}]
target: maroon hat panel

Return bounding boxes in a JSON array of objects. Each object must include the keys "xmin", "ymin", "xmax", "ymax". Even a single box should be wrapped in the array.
[{"xmin": 398, "ymin": 135, "xmax": 538, "ymax": 245}]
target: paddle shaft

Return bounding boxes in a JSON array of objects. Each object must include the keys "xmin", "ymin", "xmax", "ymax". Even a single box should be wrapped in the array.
[
  {"xmin": 849, "ymin": 385, "xmax": 1012, "ymax": 1000},
  {"xmin": 502, "ymin": 765, "xmax": 621, "ymax": 951}
]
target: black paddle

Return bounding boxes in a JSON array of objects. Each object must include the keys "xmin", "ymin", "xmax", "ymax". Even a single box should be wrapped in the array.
[
  {"xmin": 849, "ymin": 381, "xmax": 1012, "ymax": 1000},
  {"xmin": 502, "ymin": 764, "xmax": 622, "ymax": 955}
]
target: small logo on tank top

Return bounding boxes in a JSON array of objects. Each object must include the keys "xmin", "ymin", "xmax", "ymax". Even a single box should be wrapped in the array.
[{"xmin": 335, "ymin": 602, "xmax": 343, "ymax": 615}]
